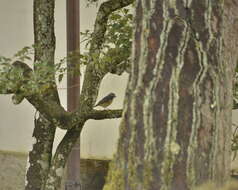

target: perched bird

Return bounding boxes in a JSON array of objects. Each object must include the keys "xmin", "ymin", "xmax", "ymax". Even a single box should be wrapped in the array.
[{"xmin": 94, "ymin": 93, "xmax": 116, "ymax": 108}]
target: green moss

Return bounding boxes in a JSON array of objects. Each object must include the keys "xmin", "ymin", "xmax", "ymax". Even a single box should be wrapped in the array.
[
  {"xmin": 143, "ymin": 162, "xmax": 154, "ymax": 188},
  {"xmin": 103, "ymin": 161, "xmax": 124, "ymax": 190}
]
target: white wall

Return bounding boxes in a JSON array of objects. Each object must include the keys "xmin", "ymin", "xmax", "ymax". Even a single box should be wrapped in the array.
[
  {"xmin": 0, "ymin": 0, "xmax": 35, "ymax": 152},
  {"xmin": 0, "ymin": 0, "xmax": 128, "ymax": 159}
]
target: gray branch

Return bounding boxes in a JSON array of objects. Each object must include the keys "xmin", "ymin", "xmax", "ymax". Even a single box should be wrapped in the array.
[{"xmin": 86, "ymin": 109, "xmax": 123, "ymax": 120}]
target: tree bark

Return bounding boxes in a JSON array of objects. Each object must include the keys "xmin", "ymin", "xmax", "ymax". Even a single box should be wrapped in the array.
[
  {"xmin": 104, "ymin": 1, "xmax": 238, "ymax": 190},
  {"xmin": 25, "ymin": 0, "xmax": 57, "ymax": 190},
  {"xmin": 25, "ymin": 116, "xmax": 55, "ymax": 190}
]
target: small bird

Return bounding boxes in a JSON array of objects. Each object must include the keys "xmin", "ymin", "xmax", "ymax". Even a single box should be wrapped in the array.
[{"xmin": 94, "ymin": 93, "xmax": 116, "ymax": 108}]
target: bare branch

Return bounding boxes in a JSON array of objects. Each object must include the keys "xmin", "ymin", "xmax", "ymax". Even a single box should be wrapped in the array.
[
  {"xmin": 45, "ymin": 123, "xmax": 84, "ymax": 188},
  {"xmin": 86, "ymin": 109, "xmax": 123, "ymax": 120},
  {"xmin": 26, "ymin": 95, "xmax": 72, "ymax": 130}
]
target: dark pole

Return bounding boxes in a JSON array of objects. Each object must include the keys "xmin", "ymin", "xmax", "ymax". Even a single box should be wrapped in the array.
[{"xmin": 66, "ymin": 0, "xmax": 80, "ymax": 189}]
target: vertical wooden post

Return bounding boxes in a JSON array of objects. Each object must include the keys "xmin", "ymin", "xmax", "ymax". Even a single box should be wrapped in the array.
[{"xmin": 66, "ymin": 0, "xmax": 80, "ymax": 189}]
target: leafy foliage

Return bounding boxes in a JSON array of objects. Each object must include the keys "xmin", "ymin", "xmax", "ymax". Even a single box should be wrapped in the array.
[
  {"xmin": 14, "ymin": 46, "xmax": 33, "ymax": 61},
  {"xmin": 232, "ymin": 65, "xmax": 238, "ymax": 157},
  {"xmin": 0, "ymin": 5, "xmax": 133, "ymax": 102},
  {"xmin": 0, "ymin": 46, "xmax": 66, "ymax": 99},
  {"xmin": 79, "ymin": 6, "xmax": 133, "ymax": 70},
  {"xmin": 85, "ymin": 0, "xmax": 100, "ymax": 7},
  {"xmin": 233, "ymin": 65, "xmax": 238, "ymax": 109},
  {"xmin": 100, "ymin": 7, "xmax": 132, "ymax": 70}
]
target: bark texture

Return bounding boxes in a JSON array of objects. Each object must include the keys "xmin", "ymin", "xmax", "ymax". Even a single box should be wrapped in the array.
[
  {"xmin": 103, "ymin": 1, "xmax": 238, "ymax": 190},
  {"xmin": 25, "ymin": 0, "xmax": 57, "ymax": 190},
  {"xmin": 25, "ymin": 116, "xmax": 55, "ymax": 190}
]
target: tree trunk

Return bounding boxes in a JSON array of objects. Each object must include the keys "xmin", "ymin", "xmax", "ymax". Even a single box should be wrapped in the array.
[
  {"xmin": 103, "ymin": 1, "xmax": 238, "ymax": 190},
  {"xmin": 25, "ymin": 0, "xmax": 58, "ymax": 190},
  {"xmin": 25, "ymin": 116, "xmax": 55, "ymax": 190}
]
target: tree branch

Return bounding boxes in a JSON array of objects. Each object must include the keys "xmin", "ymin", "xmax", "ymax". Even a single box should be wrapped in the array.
[
  {"xmin": 79, "ymin": 0, "xmax": 134, "ymax": 110},
  {"xmin": 86, "ymin": 109, "xmax": 123, "ymax": 120},
  {"xmin": 90, "ymin": 0, "xmax": 134, "ymax": 52},
  {"xmin": 0, "ymin": 61, "xmax": 73, "ymax": 129},
  {"xmin": 26, "ymin": 95, "xmax": 73, "ymax": 129},
  {"xmin": 45, "ymin": 122, "xmax": 84, "ymax": 189}
]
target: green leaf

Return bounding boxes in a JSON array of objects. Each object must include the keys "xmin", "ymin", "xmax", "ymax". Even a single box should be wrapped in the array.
[{"xmin": 58, "ymin": 73, "xmax": 64, "ymax": 83}]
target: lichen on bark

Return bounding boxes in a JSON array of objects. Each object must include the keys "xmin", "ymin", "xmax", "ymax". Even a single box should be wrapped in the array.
[{"xmin": 103, "ymin": 0, "xmax": 238, "ymax": 190}]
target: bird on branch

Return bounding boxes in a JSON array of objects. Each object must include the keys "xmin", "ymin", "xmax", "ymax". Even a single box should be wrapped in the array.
[{"xmin": 94, "ymin": 92, "xmax": 116, "ymax": 108}]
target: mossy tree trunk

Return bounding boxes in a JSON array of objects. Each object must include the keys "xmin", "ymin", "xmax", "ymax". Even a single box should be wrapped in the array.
[
  {"xmin": 103, "ymin": 1, "xmax": 238, "ymax": 190},
  {"xmin": 25, "ymin": 0, "xmax": 57, "ymax": 190}
]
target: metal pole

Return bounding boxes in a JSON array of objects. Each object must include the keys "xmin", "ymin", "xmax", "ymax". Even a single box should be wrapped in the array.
[{"xmin": 66, "ymin": 0, "xmax": 80, "ymax": 189}]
